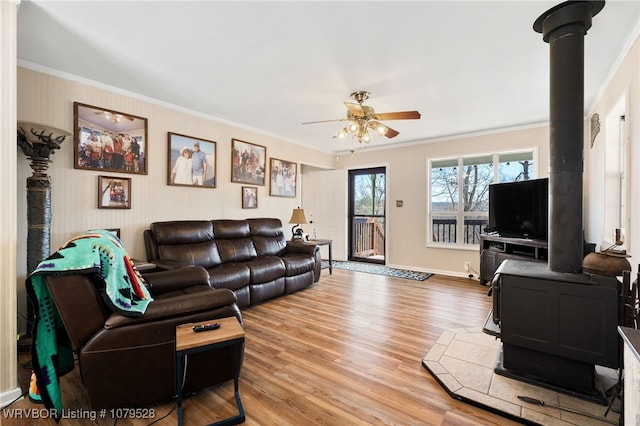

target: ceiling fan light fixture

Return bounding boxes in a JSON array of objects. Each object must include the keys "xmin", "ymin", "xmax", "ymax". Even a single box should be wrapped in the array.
[
  {"xmin": 104, "ymin": 111, "xmax": 121, "ymax": 124},
  {"xmin": 303, "ymin": 90, "xmax": 420, "ymax": 146}
]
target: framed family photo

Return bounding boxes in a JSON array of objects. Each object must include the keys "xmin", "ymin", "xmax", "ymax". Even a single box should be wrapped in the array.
[
  {"xmin": 74, "ymin": 102, "xmax": 148, "ymax": 175},
  {"xmin": 168, "ymin": 132, "xmax": 217, "ymax": 188},
  {"xmin": 98, "ymin": 176, "xmax": 131, "ymax": 209},
  {"xmin": 231, "ymin": 138, "xmax": 266, "ymax": 185},
  {"xmin": 242, "ymin": 186, "xmax": 258, "ymax": 209},
  {"xmin": 269, "ymin": 158, "xmax": 297, "ymax": 198}
]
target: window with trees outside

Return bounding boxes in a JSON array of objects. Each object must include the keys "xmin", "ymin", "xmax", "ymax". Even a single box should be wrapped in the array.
[{"xmin": 429, "ymin": 151, "xmax": 535, "ymax": 247}]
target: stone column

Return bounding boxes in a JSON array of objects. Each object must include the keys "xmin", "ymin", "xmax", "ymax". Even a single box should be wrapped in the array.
[{"xmin": 17, "ymin": 122, "xmax": 70, "ymax": 335}]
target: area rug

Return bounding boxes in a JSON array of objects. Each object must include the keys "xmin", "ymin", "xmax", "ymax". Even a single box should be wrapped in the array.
[
  {"xmin": 323, "ymin": 260, "xmax": 433, "ymax": 281},
  {"xmin": 422, "ymin": 327, "xmax": 620, "ymax": 426}
]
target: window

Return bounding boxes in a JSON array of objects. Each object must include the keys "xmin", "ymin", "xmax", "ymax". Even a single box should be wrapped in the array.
[
  {"xmin": 604, "ymin": 103, "xmax": 628, "ymax": 248},
  {"xmin": 429, "ymin": 150, "xmax": 535, "ymax": 247}
]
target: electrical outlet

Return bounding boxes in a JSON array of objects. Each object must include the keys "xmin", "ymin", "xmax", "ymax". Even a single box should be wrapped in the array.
[{"xmin": 464, "ymin": 261, "xmax": 471, "ymax": 272}]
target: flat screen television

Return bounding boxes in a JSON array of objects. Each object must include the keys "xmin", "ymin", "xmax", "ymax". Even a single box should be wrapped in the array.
[{"xmin": 488, "ymin": 178, "xmax": 548, "ymax": 240}]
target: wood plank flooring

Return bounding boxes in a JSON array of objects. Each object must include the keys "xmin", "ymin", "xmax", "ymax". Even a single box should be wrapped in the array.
[{"xmin": 7, "ymin": 269, "xmax": 520, "ymax": 425}]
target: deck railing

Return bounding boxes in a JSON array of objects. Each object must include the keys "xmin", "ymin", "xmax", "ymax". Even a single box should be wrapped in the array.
[
  {"xmin": 353, "ymin": 217, "xmax": 485, "ymax": 257},
  {"xmin": 432, "ymin": 218, "xmax": 487, "ymax": 244},
  {"xmin": 354, "ymin": 217, "xmax": 385, "ymax": 258}
]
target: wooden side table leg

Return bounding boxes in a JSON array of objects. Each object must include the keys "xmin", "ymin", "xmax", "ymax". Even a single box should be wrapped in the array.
[{"xmin": 176, "ymin": 352, "xmax": 184, "ymax": 426}]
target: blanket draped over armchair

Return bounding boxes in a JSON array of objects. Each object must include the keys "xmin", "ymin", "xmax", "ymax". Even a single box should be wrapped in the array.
[{"xmin": 25, "ymin": 230, "xmax": 153, "ymax": 421}]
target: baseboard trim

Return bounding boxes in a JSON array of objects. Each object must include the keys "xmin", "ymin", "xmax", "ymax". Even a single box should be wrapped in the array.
[{"xmin": 1, "ymin": 386, "xmax": 25, "ymax": 409}]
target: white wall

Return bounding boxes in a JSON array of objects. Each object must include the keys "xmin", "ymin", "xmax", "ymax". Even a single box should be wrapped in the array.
[
  {"xmin": 585, "ymin": 35, "xmax": 640, "ymax": 271},
  {"xmin": 1, "ymin": 0, "xmax": 21, "ymax": 408},
  {"xmin": 15, "ymin": 67, "xmax": 335, "ymax": 330}
]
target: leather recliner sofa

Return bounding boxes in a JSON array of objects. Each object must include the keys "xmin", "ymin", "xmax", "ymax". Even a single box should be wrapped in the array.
[
  {"xmin": 144, "ymin": 218, "xmax": 321, "ymax": 308},
  {"xmin": 45, "ymin": 265, "xmax": 243, "ymax": 409}
]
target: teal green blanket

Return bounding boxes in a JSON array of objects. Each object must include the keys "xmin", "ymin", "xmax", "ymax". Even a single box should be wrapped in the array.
[{"xmin": 26, "ymin": 230, "xmax": 153, "ymax": 420}]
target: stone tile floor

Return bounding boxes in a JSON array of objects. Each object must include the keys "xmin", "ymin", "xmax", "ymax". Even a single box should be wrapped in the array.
[{"xmin": 422, "ymin": 327, "xmax": 621, "ymax": 426}]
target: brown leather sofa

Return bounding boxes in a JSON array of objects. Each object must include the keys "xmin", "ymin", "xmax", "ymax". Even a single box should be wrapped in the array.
[
  {"xmin": 144, "ymin": 218, "xmax": 321, "ymax": 308},
  {"xmin": 45, "ymin": 265, "xmax": 243, "ymax": 409}
]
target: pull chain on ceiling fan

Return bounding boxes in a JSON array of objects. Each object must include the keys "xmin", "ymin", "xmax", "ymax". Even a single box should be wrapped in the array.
[{"xmin": 302, "ymin": 91, "xmax": 421, "ymax": 145}]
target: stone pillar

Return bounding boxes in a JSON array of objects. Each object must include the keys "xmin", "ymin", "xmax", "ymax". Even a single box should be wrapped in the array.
[{"xmin": 17, "ymin": 123, "xmax": 69, "ymax": 335}]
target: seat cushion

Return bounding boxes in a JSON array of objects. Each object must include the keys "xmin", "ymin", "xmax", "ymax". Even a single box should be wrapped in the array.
[
  {"xmin": 245, "ymin": 256, "xmax": 285, "ymax": 284},
  {"xmin": 281, "ymin": 254, "xmax": 315, "ymax": 277},
  {"xmin": 207, "ymin": 263, "xmax": 251, "ymax": 291}
]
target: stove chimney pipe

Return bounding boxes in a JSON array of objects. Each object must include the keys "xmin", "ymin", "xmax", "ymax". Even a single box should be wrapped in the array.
[{"xmin": 533, "ymin": 1, "xmax": 604, "ymax": 273}]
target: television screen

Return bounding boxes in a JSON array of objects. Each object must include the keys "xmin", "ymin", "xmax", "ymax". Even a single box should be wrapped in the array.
[{"xmin": 488, "ymin": 178, "xmax": 548, "ymax": 240}]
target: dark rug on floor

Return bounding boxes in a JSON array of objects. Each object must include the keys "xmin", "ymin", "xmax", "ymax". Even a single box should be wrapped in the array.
[{"xmin": 323, "ymin": 260, "xmax": 433, "ymax": 281}]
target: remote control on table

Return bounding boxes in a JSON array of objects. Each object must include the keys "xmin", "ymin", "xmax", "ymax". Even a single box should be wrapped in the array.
[{"xmin": 193, "ymin": 323, "xmax": 220, "ymax": 332}]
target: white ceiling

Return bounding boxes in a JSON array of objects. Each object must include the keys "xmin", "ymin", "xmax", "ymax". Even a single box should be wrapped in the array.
[{"xmin": 16, "ymin": 1, "xmax": 640, "ymax": 154}]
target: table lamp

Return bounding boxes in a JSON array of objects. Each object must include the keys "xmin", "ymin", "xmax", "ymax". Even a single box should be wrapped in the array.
[{"xmin": 288, "ymin": 207, "xmax": 308, "ymax": 240}]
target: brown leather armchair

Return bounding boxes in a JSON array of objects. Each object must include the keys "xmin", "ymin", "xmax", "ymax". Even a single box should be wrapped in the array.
[{"xmin": 45, "ymin": 265, "xmax": 243, "ymax": 409}]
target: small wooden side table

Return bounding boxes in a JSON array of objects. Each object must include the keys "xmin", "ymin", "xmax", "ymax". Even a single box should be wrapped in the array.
[{"xmin": 175, "ymin": 317, "xmax": 245, "ymax": 425}]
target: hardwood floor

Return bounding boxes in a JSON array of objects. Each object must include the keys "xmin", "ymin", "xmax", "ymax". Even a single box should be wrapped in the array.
[{"xmin": 7, "ymin": 270, "xmax": 520, "ymax": 425}]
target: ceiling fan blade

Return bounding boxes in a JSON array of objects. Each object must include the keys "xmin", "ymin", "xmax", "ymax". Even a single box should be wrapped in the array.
[
  {"xmin": 361, "ymin": 105, "xmax": 375, "ymax": 116},
  {"xmin": 302, "ymin": 118, "xmax": 346, "ymax": 125},
  {"xmin": 369, "ymin": 121, "xmax": 399, "ymax": 139},
  {"xmin": 373, "ymin": 111, "xmax": 421, "ymax": 121},
  {"xmin": 344, "ymin": 102, "xmax": 364, "ymax": 116}
]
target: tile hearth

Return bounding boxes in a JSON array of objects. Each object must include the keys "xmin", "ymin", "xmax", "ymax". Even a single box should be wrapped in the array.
[{"xmin": 422, "ymin": 327, "xmax": 620, "ymax": 426}]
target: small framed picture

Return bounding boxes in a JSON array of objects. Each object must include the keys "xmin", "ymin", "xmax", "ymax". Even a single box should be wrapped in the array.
[
  {"xmin": 269, "ymin": 157, "xmax": 297, "ymax": 198},
  {"xmin": 74, "ymin": 102, "xmax": 148, "ymax": 175},
  {"xmin": 242, "ymin": 186, "xmax": 258, "ymax": 209},
  {"xmin": 98, "ymin": 176, "xmax": 131, "ymax": 209},
  {"xmin": 168, "ymin": 132, "xmax": 217, "ymax": 187},
  {"xmin": 231, "ymin": 138, "xmax": 266, "ymax": 185}
]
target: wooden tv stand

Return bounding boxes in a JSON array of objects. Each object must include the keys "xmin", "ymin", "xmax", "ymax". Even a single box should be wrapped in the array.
[{"xmin": 479, "ymin": 234, "xmax": 548, "ymax": 284}]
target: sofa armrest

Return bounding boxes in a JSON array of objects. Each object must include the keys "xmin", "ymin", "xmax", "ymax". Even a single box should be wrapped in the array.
[
  {"xmin": 143, "ymin": 265, "xmax": 210, "ymax": 295},
  {"xmin": 286, "ymin": 242, "xmax": 319, "ymax": 256},
  {"xmin": 104, "ymin": 287, "xmax": 237, "ymax": 329},
  {"xmin": 149, "ymin": 258, "xmax": 192, "ymax": 271}
]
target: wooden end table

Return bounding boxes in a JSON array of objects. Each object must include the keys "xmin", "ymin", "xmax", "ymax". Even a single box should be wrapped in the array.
[{"xmin": 175, "ymin": 317, "xmax": 245, "ymax": 425}]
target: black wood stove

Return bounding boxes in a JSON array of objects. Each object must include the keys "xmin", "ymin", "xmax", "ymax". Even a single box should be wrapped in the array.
[{"xmin": 484, "ymin": 1, "xmax": 625, "ymax": 404}]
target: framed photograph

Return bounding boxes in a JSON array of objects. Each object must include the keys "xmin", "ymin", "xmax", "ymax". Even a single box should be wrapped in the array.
[
  {"xmin": 168, "ymin": 132, "xmax": 217, "ymax": 187},
  {"xmin": 74, "ymin": 102, "xmax": 148, "ymax": 174},
  {"xmin": 98, "ymin": 176, "xmax": 131, "ymax": 209},
  {"xmin": 269, "ymin": 158, "xmax": 297, "ymax": 198},
  {"xmin": 231, "ymin": 138, "xmax": 266, "ymax": 185},
  {"xmin": 242, "ymin": 186, "xmax": 258, "ymax": 209}
]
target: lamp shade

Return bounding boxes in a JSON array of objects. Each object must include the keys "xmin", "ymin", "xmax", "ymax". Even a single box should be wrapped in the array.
[{"xmin": 288, "ymin": 208, "xmax": 308, "ymax": 225}]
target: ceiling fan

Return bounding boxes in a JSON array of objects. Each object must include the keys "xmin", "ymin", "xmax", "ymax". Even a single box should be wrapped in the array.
[{"xmin": 303, "ymin": 91, "xmax": 421, "ymax": 144}]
